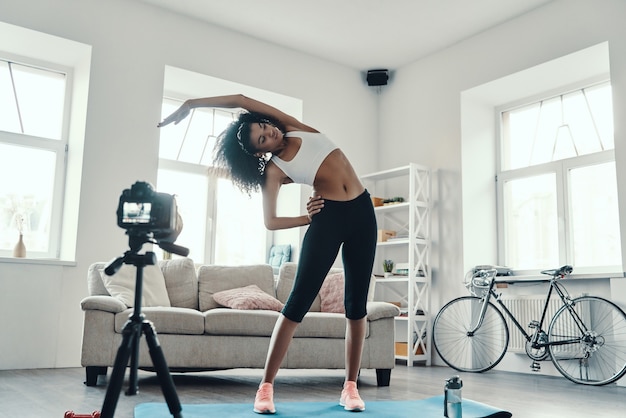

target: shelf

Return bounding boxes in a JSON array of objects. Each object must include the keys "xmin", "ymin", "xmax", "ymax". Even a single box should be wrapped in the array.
[
  {"xmin": 376, "ymin": 276, "xmax": 409, "ymax": 283},
  {"xmin": 361, "ymin": 165, "xmax": 411, "ymax": 181},
  {"xmin": 377, "ymin": 238, "xmax": 409, "ymax": 246},
  {"xmin": 361, "ymin": 162, "xmax": 432, "ymax": 367},
  {"xmin": 374, "ymin": 202, "xmax": 410, "ymax": 212},
  {"xmin": 379, "ymin": 237, "xmax": 428, "ymax": 246},
  {"xmin": 377, "ymin": 276, "xmax": 428, "ymax": 284},
  {"xmin": 361, "ymin": 163, "xmax": 430, "ymax": 181},
  {"xmin": 395, "ymin": 314, "xmax": 428, "ymax": 321},
  {"xmin": 373, "ymin": 201, "xmax": 429, "ymax": 213}
]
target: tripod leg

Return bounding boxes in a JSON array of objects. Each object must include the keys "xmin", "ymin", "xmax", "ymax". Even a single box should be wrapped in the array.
[
  {"xmin": 100, "ymin": 322, "xmax": 140, "ymax": 418},
  {"xmin": 143, "ymin": 321, "xmax": 183, "ymax": 418},
  {"xmin": 126, "ymin": 322, "xmax": 142, "ymax": 396}
]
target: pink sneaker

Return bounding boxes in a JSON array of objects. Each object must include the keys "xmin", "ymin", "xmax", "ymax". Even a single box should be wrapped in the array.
[
  {"xmin": 339, "ymin": 381, "xmax": 365, "ymax": 412},
  {"xmin": 253, "ymin": 382, "xmax": 276, "ymax": 414}
]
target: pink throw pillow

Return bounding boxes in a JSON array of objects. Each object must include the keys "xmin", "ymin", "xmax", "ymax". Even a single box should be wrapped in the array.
[
  {"xmin": 213, "ymin": 284, "xmax": 284, "ymax": 311},
  {"xmin": 319, "ymin": 272, "xmax": 345, "ymax": 314}
]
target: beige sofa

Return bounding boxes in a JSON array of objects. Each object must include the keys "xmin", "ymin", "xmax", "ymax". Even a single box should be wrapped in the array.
[{"xmin": 80, "ymin": 258, "xmax": 400, "ymax": 387}]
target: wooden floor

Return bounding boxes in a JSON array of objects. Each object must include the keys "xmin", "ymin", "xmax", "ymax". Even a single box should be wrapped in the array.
[{"xmin": 0, "ymin": 363, "xmax": 624, "ymax": 417}]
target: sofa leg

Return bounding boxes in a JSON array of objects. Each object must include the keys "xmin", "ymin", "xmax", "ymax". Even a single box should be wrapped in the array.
[
  {"xmin": 376, "ymin": 368, "xmax": 391, "ymax": 386},
  {"xmin": 84, "ymin": 366, "xmax": 107, "ymax": 386}
]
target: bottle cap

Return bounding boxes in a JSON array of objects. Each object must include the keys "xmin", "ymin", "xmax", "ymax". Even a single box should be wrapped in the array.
[{"xmin": 445, "ymin": 375, "xmax": 462, "ymax": 389}]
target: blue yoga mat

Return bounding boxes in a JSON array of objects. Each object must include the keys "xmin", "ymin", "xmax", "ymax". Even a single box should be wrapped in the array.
[{"xmin": 135, "ymin": 395, "xmax": 512, "ymax": 417}]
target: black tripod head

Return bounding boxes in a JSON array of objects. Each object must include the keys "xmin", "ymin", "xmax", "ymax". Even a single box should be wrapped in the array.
[{"xmin": 104, "ymin": 231, "xmax": 189, "ymax": 276}]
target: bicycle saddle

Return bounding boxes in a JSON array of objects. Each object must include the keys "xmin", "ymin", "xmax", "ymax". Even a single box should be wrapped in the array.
[{"xmin": 540, "ymin": 265, "xmax": 573, "ymax": 277}]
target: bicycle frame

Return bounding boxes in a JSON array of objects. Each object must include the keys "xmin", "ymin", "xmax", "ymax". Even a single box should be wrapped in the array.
[{"xmin": 470, "ymin": 271, "xmax": 587, "ymax": 350}]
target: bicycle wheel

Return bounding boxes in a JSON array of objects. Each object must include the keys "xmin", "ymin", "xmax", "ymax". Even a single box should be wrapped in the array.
[
  {"xmin": 432, "ymin": 296, "xmax": 509, "ymax": 372},
  {"xmin": 548, "ymin": 296, "xmax": 626, "ymax": 385}
]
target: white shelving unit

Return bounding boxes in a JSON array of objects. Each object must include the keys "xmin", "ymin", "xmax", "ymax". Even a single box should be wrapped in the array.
[{"xmin": 361, "ymin": 163, "xmax": 432, "ymax": 366}]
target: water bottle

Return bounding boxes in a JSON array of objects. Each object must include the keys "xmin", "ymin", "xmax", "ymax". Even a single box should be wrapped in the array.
[{"xmin": 444, "ymin": 375, "xmax": 462, "ymax": 418}]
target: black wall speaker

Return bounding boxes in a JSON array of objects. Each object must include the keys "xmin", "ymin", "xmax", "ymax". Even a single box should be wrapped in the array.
[{"xmin": 366, "ymin": 69, "xmax": 389, "ymax": 86}]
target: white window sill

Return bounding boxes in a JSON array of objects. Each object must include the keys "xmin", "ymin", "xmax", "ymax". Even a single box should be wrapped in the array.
[
  {"xmin": 497, "ymin": 271, "xmax": 625, "ymax": 284},
  {"xmin": 0, "ymin": 257, "xmax": 76, "ymax": 267}
]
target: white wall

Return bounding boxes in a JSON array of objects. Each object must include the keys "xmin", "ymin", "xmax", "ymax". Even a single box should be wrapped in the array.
[
  {"xmin": 0, "ymin": 0, "xmax": 378, "ymax": 369},
  {"xmin": 378, "ymin": 0, "xmax": 626, "ymax": 374}
]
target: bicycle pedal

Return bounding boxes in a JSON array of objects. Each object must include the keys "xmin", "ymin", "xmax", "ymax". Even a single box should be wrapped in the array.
[
  {"xmin": 528, "ymin": 320, "xmax": 540, "ymax": 329},
  {"xmin": 530, "ymin": 361, "xmax": 541, "ymax": 372}
]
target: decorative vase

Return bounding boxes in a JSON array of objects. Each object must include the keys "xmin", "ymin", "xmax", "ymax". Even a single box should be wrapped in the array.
[{"xmin": 13, "ymin": 233, "xmax": 26, "ymax": 258}]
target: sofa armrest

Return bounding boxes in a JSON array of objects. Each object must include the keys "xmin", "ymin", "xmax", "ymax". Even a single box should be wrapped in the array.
[
  {"xmin": 80, "ymin": 295, "xmax": 127, "ymax": 313},
  {"xmin": 366, "ymin": 301, "xmax": 401, "ymax": 321}
]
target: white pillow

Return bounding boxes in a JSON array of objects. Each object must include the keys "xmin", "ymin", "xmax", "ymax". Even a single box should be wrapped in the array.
[{"xmin": 100, "ymin": 263, "xmax": 171, "ymax": 308}]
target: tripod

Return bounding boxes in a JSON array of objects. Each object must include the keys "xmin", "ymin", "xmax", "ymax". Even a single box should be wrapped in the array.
[{"xmin": 100, "ymin": 234, "xmax": 186, "ymax": 418}]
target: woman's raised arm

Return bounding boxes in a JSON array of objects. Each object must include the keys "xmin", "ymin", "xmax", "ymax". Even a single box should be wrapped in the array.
[{"xmin": 158, "ymin": 94, "xmax": 313, "ymax": 132}]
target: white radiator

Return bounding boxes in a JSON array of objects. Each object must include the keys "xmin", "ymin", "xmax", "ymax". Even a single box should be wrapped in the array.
[{"xmin": 500, "ymin": 296, "xmax": 562, "ymax": 352}]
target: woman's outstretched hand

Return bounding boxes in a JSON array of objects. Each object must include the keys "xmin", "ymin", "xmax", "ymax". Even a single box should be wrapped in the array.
[
  {"xmin": 306, "ymin": 195, "xmax": 324, "ymax": 222},
  {"xmin": 157, "ymin": 101, "xmax": 191, "ymax": 128}
]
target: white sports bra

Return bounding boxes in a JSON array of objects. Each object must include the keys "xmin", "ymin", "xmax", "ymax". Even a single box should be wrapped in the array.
[{"xmin": 270, "ymin": 131, "xmax": 338, "ymax": 186}]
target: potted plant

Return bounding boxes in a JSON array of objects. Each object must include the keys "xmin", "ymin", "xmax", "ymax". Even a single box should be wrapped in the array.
[{"xmin": 382, "ymin": 259, "xmax": 394, "ymax": 278}]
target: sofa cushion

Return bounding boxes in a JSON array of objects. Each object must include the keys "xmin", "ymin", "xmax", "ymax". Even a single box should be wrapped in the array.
[
  {"xmin": 204, "ymin": 309, "xmax": 280, "ymax": 336},
  {"xmin": 296, "ymin": 312, "xmax": 361, "ymax": 338},
  {"xmin": 213, "ymin": 284, "xmax": 284, "ymax": 311},
  {"xmin": 203, "ymin": 309, "xmax": 356, "ymax": 339},
  {"xmin": 319, "ymin": 272, "xmax": 345, "ymax": 313},
  {"xmin": 198, "ymin": 264, "xmax": 275, "ymax": 311},
  {"xmin": 159, "ymin": 258, "xmax": 199, "ymax": 310},
  {"xmin": 101, "ymin": 263, "xmax": 170, "ymax": 308},
  {"xmin": 115, "ymin": 307, "xmax": 205, "ymax": 335}
]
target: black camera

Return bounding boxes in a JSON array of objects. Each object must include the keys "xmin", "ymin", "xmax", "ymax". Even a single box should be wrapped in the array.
[{"xmin": 116, "ymin": 181, "xmax": 179, "ymax": 241}]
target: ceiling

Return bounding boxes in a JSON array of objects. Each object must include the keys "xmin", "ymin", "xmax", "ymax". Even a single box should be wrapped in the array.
[{"xmin": 137, "ymin": 0, "xmax": 554, "ymax": 70}]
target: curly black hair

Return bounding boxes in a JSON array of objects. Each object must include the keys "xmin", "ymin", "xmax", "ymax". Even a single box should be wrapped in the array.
[{"xmin": 213, "ymin": 111, "xmax": 286, "ymax": 195}]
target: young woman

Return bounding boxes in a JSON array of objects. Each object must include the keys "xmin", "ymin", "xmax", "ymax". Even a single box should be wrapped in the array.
[{"xmin": 158, "ymin": 94, "xmax": 377, "ymax": 414}]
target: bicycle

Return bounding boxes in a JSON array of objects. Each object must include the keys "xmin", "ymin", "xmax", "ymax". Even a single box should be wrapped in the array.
[{"xmin": 432, "ymin": 265, "xmax": 626, "ymax": 385}]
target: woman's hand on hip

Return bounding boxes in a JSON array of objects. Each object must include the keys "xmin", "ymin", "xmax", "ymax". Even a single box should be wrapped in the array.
[{"xmin": 306, "ymin": 195, "xmax": 324, "ymax": 222}]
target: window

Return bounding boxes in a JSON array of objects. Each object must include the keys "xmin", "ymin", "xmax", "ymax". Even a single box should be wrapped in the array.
[
  {"xmin": 497, "ymin": 82, "xmax": 621, "ymax": 271},
  {"xmin": 0, "ymin": 57, "xmax": 69, "ymax": 258},
  {"xmin": 157, "ymin": 98, "xmax": 267, "ymax": 264}
]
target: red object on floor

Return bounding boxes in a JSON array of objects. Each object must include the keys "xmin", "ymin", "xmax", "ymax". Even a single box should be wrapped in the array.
[{"xmin": 64, "ymin": 412, "xmax": 101, "ymax": 418}]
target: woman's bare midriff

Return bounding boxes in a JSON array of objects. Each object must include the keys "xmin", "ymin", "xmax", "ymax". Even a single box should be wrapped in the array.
[{"xmin": 312, "ymin": 149, "xmax": 365, "ymax": 201}]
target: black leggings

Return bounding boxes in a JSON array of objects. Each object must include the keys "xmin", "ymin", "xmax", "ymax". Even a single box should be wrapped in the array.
[{"xmin": 282, "ymin": 190, "xmax": 377, "ymax": 322}]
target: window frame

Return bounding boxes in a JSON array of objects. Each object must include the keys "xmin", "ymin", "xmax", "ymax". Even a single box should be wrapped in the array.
[
  {"xmin": 495, "ymin": 80, "xmax": 620, "ymax": 274},
  {"xmin": 0, "ymin": 52, "xmax": 72, "ymax": 259},
  {"xmin": 157, "ymin": 157, "xmax": 216, "ymax": 263}
]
